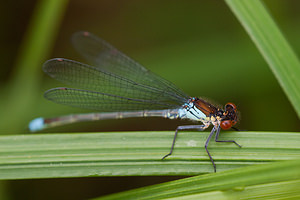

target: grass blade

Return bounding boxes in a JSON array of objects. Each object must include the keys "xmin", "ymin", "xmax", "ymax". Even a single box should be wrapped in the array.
[
  {"xmin": 0, "ymin": 0, "xmax": 69, "ymax": 132},
  {"xmin": 96, "ymin": 159, "xmax": 300, "ymax": 200},
  {"xmin": 0, "ymin": 131, "xmax": 299, "ymax": 180},
  {"xmin": 225, "ymin": 0, "xmax": 300, "ymax": 118}
]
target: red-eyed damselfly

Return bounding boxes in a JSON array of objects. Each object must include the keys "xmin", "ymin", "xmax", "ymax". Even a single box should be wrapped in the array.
[{"xmin": 29, "ymin": 32, "xmax": 241, "ymax": 172}]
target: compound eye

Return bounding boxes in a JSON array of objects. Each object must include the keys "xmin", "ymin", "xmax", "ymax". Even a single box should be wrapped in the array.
[
  {"xmin": 231, "ymin": 120, "xmax": 237, "ymax": 127},
  {"xmin": 225, "ymin": 102, "xmax": 237, "ymax": 111},
  {"xmin": 220, "ymin": 120, "xmax": 233, "ymax": 130}
]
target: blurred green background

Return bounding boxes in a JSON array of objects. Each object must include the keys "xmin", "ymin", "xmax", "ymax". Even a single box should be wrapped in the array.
[{"xmin": 0, "ymin": 0, "xmax": 299, "ymax": 199}]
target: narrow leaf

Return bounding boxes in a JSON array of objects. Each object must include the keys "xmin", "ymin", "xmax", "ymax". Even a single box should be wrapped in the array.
[
  {"xmin": 225, "ymin": 0, "xmax": 300, "ymax": 118},
  {"xmin": 96, "ymin": 159, "xmax": 300, "ymax": 200},
  {"xmin": 0, "ymin": 131, "xmax": 299, "ymax": 179}
]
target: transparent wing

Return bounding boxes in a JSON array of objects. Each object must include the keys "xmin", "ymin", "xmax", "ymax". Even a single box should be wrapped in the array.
[
  {"xmin": 43, "ymin": 58, "xmax": 186, "ymax": 106},
  {"xmin": 44, "ymin": 87, "xmax": 180, "ymax": 112},
  {"xmin": 71, "ymin": 31, "xmax": 189, "ymax": 101}
]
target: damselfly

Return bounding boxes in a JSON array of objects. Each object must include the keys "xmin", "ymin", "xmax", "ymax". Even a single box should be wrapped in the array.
[{"xmin": 29, "ymin": 31, "xmax": 241, "ymax": 172}]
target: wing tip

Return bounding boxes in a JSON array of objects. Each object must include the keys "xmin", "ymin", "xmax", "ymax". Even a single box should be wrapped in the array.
[
  {"xmin": 43, "ymin": 58, "xmax": 65, "ymax": 71},
  {"xmin": 72, "ymin": 31, "xmax": 92, "ymax": 41}
]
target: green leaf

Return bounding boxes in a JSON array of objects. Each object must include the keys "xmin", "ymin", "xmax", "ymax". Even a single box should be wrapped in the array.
[
  {"xmin": 225, "ymin": 0, "xmax": 300, "ymax": 118},
  {"xmin": 0, "ymin": 131, "xmax": 299, "ymax": 180},
  {"xmin": 95, "ymin": 159, "xmax": 300, "ymax": 200}
]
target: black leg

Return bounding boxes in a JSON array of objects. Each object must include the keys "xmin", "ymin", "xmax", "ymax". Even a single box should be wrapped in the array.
[
  {"xmin": 205, "ymin": 126, "xmax": 217, "ymax": 172},
  {"xmin": 231, "ymin": 126, "xmax": 246, "ymax": 131},
  {"xmin": 231, "ymin": 127, "xmax": 240, "ymax": 131},
  {"xmin": 162, "ymin": 125, "xmax": 205, "ymax": 160},
  {"xmin": 215, "ymin": 126, "xmax": 242, "ymax": 147}
]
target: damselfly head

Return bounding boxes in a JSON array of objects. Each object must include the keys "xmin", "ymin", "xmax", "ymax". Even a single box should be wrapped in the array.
[{"xmin": 220, "ymin": 102, "xmax": 238, "ymax": 130}]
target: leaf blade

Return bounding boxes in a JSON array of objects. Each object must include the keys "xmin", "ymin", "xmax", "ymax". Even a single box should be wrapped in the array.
[
  {"xmin": 0, "ymin": 131, "xmax": 299, "ymax": 179},
  {"xmin": 225, "ymin": 0, "xmax": 300, "ymax": 118}
]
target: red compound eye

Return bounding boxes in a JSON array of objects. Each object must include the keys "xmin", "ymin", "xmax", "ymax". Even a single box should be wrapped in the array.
[
  {"xmin": 220, "ymin": 120, "xmax": 234, "ymax": 130},
  {"xmin": 225, "ymin": 102, "xmax": 237, "ymax": 110},
  {"xmin": 231, "ymin": 120, "xmax": 237, "ymax": 127}
]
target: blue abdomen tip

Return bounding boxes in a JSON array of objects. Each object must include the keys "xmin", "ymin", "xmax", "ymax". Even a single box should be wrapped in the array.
[{"xmin": 29, "ymin": 117, "xmax": 45, "ymax": 132}]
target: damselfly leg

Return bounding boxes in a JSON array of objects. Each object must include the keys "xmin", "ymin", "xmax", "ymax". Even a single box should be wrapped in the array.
[
  {"xmin": 163, "ymin": 125, "xmax": 241, "ymax": 173},
  {"xmin": 205, "ymin": 125, "xmax": 241, "ymax": 172},
  {"xmin": 215, "ymin": 126, "xmax": 242, "ymax": 148},
  {"xmin": 205, "ymin": 126, "xmax": 217, "ymax": 172},
  {"xmin": 162, "ymin": 125, "xmax": 206, "ymax": 160}
]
